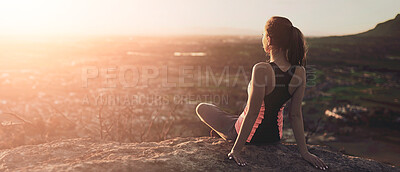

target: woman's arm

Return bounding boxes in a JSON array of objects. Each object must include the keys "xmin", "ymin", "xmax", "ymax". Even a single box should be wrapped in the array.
[
  {"xmin": 228, "ymin": 63, "xmax": 270, "ymax": 166},
  {"xmin": 289, "ymin": 67, "xmax": 328, "ymax": 170}
]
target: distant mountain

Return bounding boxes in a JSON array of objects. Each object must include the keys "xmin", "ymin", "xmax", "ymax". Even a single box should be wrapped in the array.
[{"xmin": 357, "ymin": 14, "xmax": 400, "ymax": 37}]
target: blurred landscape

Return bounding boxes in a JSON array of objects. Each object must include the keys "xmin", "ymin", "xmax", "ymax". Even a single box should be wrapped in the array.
[{"xmin": 0, "ymin": 14, "xmax": 399, "ymax": 167}]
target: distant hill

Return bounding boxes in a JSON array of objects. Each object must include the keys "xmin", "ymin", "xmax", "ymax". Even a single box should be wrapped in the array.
[
  {"xmin": 356, "ymin": 14, "xmax": 400, "ymax": 37},
  {"xmin": 306, "ymin": 14, "xmax": 400, "ymax": 71}
]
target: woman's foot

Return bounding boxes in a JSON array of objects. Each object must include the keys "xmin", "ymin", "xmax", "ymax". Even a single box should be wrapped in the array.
[
  {"xmin": 210, "ymin": 130, "xmax": 219, "ymax": 138},
  {"xmin": 210, "ymin": 130, "xmax": 234, "ymax": 142}
]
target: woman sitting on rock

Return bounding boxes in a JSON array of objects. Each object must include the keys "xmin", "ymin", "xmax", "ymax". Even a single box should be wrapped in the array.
[{"xmin": 196, "ymin": 16, "xmax": 328, "ymax": 170}]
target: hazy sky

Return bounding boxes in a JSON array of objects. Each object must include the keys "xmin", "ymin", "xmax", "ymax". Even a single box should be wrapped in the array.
[{"xmin": 0, "ymin": 0, "xmax": 399, "ymax": 36}]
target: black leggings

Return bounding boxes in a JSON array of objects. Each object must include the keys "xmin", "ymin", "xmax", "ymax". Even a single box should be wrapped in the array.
[{"xmin": 195, "ymin": 103, "xmax": 238, "ymax": 141}]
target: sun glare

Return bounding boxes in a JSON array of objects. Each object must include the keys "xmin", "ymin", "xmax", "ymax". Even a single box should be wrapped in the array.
[{"xmin": 0, "ymin": 1, "xmax": 74, "ymax": 35}]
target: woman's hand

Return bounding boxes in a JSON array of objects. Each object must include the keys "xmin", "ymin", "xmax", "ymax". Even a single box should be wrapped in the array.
[
  {"xmin": 227, "ymin": 151, "xmax": 247, "ymax": 166},
  {"xmin": 301, "ymin": 151, "xmax": 328, "ymax": 170}
]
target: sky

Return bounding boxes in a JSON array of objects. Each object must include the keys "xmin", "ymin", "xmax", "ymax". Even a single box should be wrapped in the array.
[{"xmin": 0, "ymin": 0, "xmax": 399, "ymax": 36}]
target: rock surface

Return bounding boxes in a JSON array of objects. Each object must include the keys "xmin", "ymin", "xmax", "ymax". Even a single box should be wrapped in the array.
[{"xmin": 0, "ymin": 137, "xmax": 398, "ymax": 172}]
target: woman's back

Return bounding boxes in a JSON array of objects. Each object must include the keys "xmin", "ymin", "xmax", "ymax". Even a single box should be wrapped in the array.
[{"xmin": 235, "ymin": 61, "xmax": 302, "ymax": 145}]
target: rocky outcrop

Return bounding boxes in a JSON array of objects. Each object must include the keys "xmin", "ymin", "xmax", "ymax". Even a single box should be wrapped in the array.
[{"xmin": 0, "ymin": 137, "xmax": 398, "ymax": 172}]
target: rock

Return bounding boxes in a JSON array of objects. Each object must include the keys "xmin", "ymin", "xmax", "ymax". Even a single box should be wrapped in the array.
[{"xmin": 0, "ymin": 137, "xmax": 398, "ymax": 172}]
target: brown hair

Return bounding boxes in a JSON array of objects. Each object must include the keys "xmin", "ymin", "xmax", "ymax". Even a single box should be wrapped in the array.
[{"xmin": 263, "ymin": 16, "xmax": 307, "ymax": 66}]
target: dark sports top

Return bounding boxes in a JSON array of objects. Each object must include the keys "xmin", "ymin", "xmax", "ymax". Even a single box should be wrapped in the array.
[{"xmin": 235, "ymin": 62, "xmax": 297, "ymax": 145}]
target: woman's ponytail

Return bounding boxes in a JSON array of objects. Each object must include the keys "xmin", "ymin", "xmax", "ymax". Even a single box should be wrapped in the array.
[
  {"xmin": 287, "ymin": 26, "xmax": 307, "ymax": 67},
  {"xmin": 264, "ymin": 16, "xmax": 307, "ymax": 66}
]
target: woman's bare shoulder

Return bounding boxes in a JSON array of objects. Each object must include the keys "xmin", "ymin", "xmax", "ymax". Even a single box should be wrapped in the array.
[
  {"xmin": 252, "ymin": 62, "xmax": 273, "ymax": 74},
  {"xmin": 293, "ymin": 65, "xmax": 306, "ymax": 78}
]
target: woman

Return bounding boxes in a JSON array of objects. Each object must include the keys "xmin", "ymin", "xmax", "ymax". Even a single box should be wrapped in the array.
[{"xmin": 195, "ymin": 16, "xmax": 328, "ymax": 170}]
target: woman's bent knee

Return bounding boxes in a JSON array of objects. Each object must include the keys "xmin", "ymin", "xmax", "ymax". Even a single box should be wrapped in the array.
[
  {"xmin": 196, "ymin": 103, "xmax": 206, "ymax": 115},
  {"xmin": 196, "ymin": 102, "xmax": 214, "ymax": 116}
]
